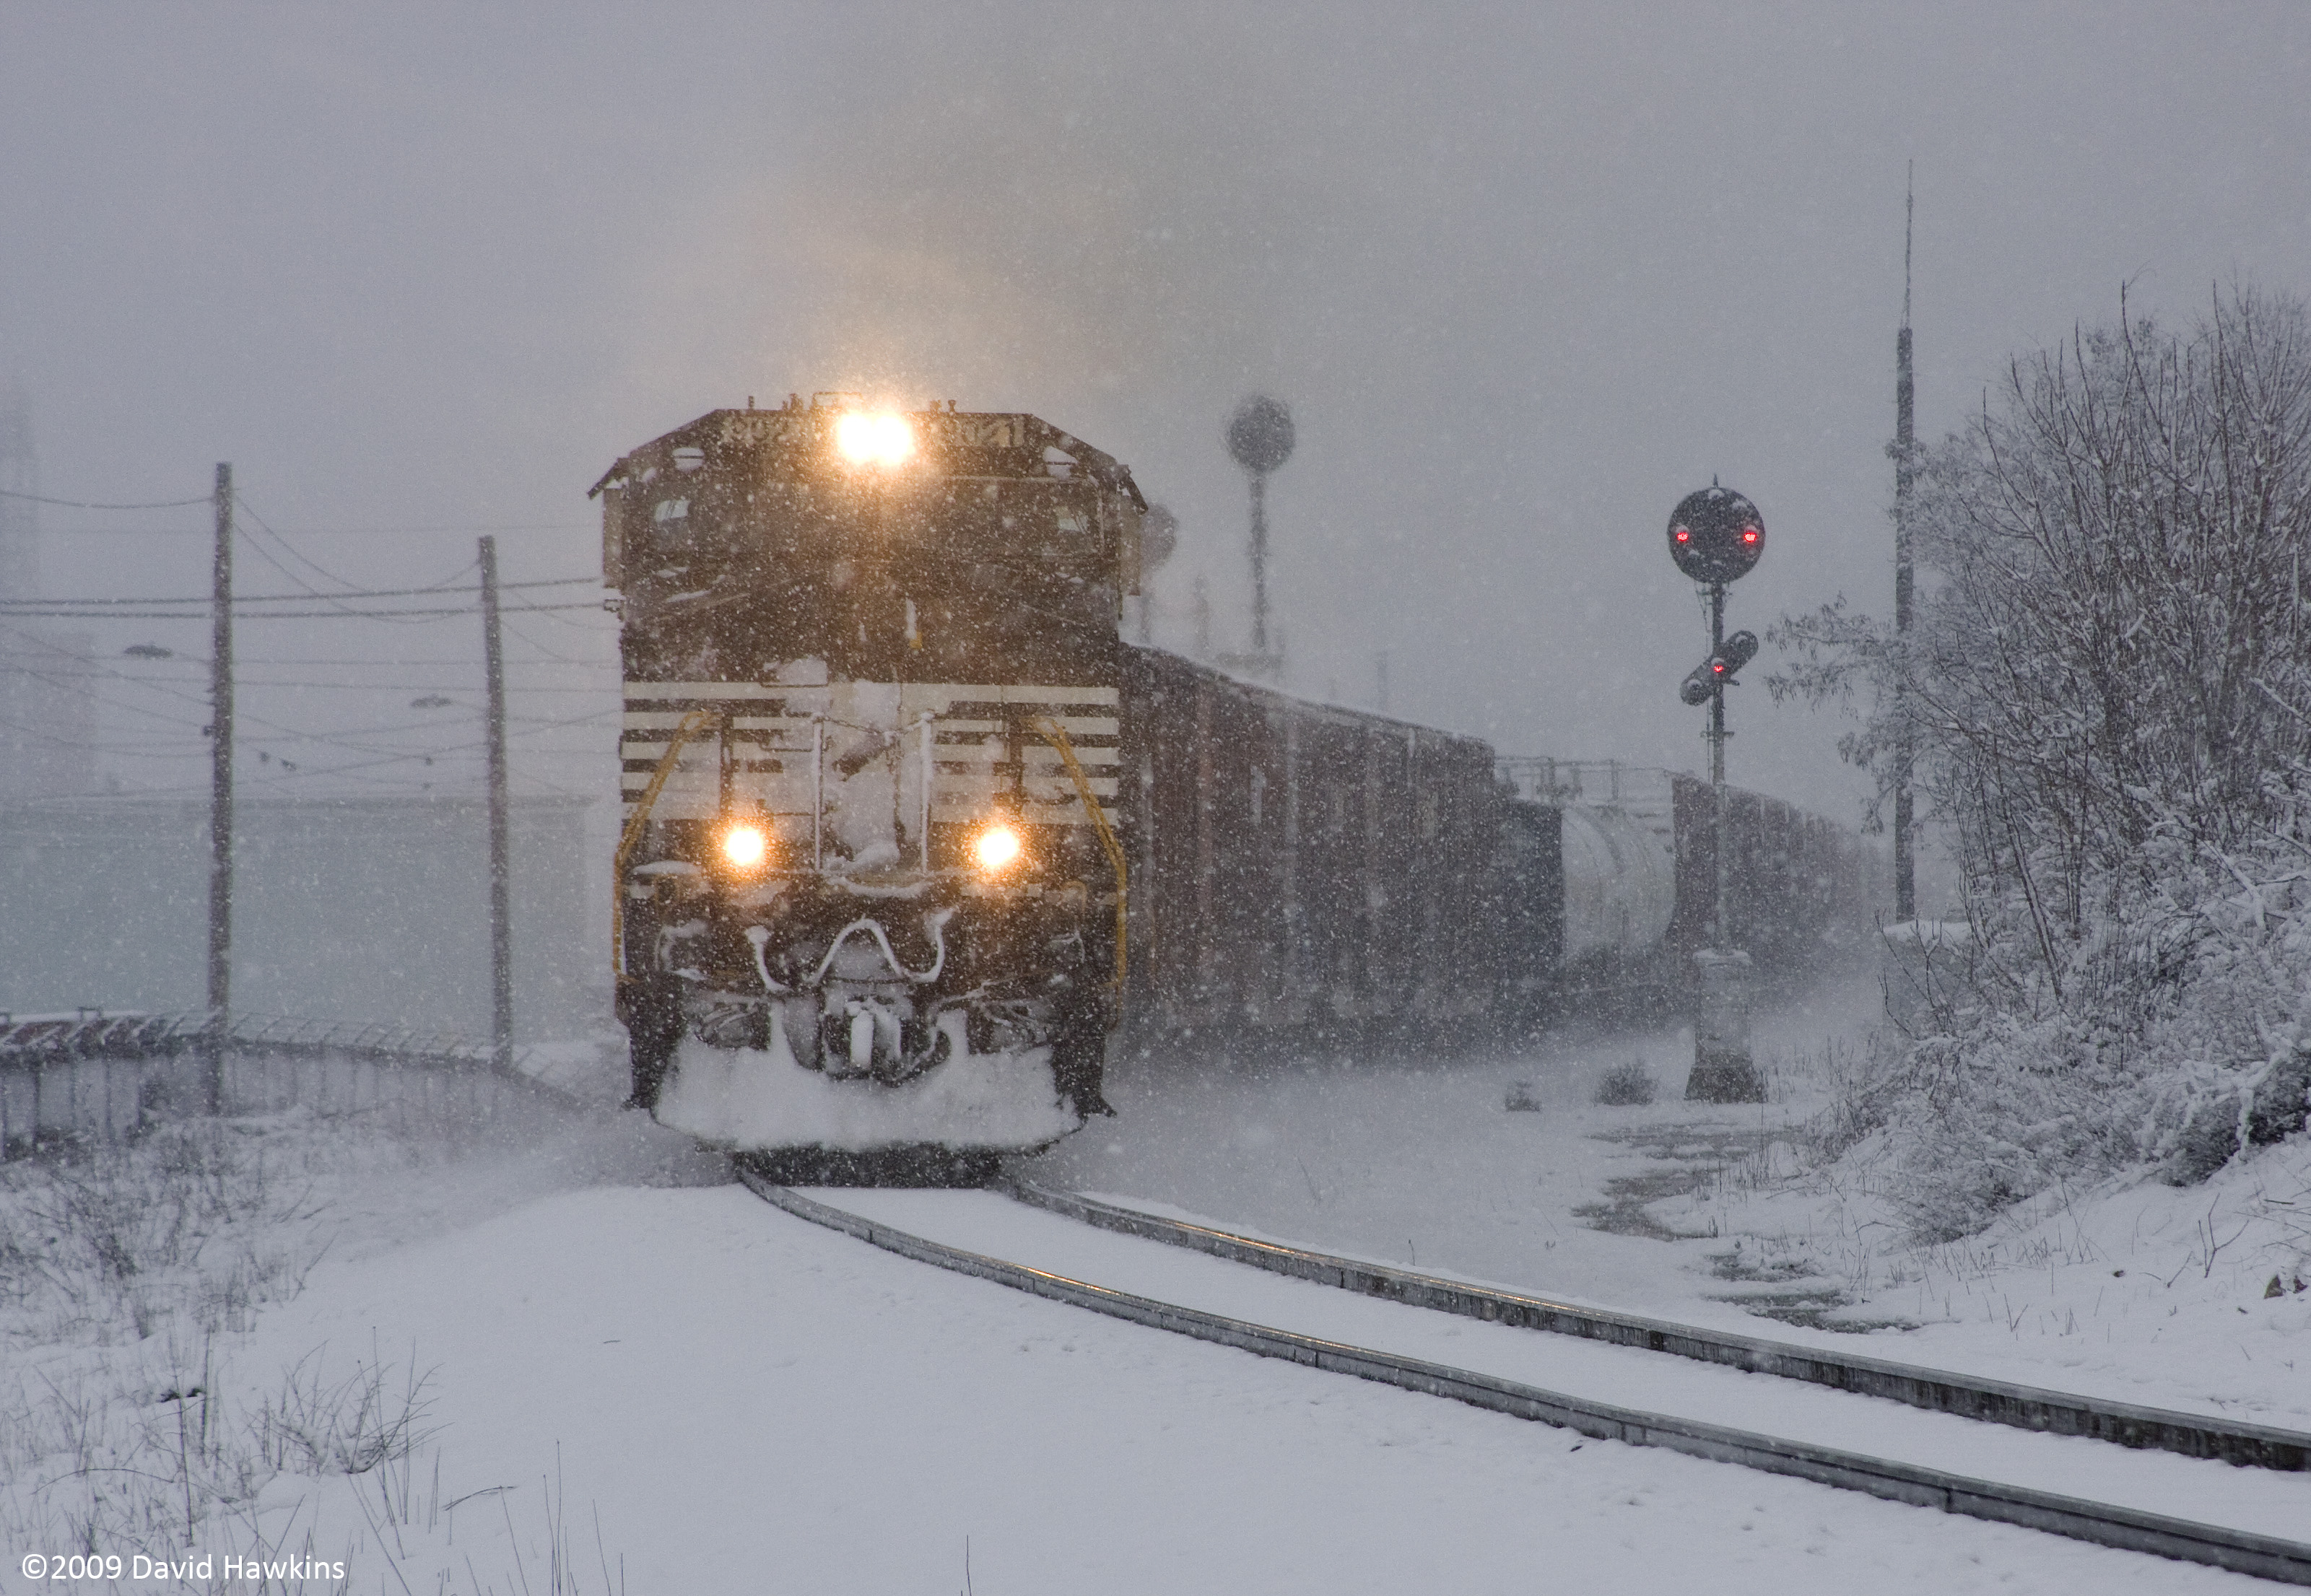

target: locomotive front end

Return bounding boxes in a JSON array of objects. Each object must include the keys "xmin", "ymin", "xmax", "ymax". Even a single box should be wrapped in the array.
[{"xmin": 596, "ymin": 396, "xmax": 1144, "ymax": 1180}]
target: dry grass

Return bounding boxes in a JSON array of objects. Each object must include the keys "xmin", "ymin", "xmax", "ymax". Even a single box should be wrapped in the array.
[{"xmin": 0, "ymin": 1101, "xmax": 621, "ymax": 1592}]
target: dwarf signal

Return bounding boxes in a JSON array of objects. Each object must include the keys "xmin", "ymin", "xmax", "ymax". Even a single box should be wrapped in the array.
[{"xmin": 1679, "ymin": 629, "xmax": 1759, "ymax": 705}]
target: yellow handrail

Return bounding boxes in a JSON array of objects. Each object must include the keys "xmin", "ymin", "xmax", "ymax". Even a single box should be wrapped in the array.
[
  {"xmin": 1032, "ymin": 715, "xmax": 1128, "ymax": 998},
  {"xmin": 612, "ymin": 707, "xmax": 715, "ymax": 982}
]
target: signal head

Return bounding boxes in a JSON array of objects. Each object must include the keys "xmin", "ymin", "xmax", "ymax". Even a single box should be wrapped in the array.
[
  {"xmin": 1678, "ymin": 630, "xmax": 1762, "ymax": 706},
  {"xmin": 1666, "ymin": 487, "xmax": 1766, "ymax": 584}
]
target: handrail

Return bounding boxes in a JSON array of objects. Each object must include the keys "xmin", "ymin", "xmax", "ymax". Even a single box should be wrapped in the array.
[
  {"xmin": 612, "ymin": 707, "xmax": 715, "ymax": 982},
  {"xmin": 1032, "ymin": 715, "xmax": 1128, "ymax": 999}
]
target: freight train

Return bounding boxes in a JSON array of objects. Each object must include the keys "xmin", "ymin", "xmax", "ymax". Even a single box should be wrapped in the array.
[{"xmin": 594, "ymin": 396, "xmax": 1871, "ymax": 1179}]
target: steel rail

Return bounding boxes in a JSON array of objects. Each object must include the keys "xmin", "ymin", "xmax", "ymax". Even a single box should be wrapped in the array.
[
  {"xmin": 741, "ymin": 1172, "xmax": 2311, "ymax": 1585},
  {"xmin": 1005, "ymin": 1177, "xmax": 2311, "ymax": 1473}
]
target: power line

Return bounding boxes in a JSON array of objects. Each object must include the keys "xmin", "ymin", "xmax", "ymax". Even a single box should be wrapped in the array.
[
  {"xmin": 0, "ymin": 600, "xmax": 606, "ymax": 620},
  {"xmin": 239, "ymin": 705, "xmax": 616, "ymax": 746},
  {"xmin": 245, "ymin": 681, "xmax": 614, "ymax": 694},
  {"xmin": 28, "ymin": 756, "xmax": 603, "ymax": 802},
  {"xmin": 230, "ymin": 526, "xmax": 444, "ymax": 622},
  {"xmin": 12, "ymin": 661, "xmax": 614, "ymax": 692},
  {"xmin": 100, "ymin": 655, "xmax": 616, "ymax": 668},
  {"xmin": 232, "ymin": 490, "xmax": 414, "ymax": 597},
  {"xmin": 0, "ymin": 712, "xmax": 209, "ymax": 754},
  {"xmin": 27, "ymin": 522, "xmax": 590, "ymax": 537},
  {"xmin": 0, "ymin": 487, "xmax": 209, "ymax": 510},
  {"xmin": 0, "ymin": 577, "xmax": 598, "ymax": 608},
  {"xmin": 0, "ymin": 619, "xmax": 591, "ymax": 758},
  {"xmin": 497, "ymin": 614, "xmax": 613, "ymax": 664}
]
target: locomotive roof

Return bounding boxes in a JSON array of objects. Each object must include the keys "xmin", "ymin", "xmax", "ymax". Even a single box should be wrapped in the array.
[{"xmin": 589, "ymin": 400, "xmax": 1147, "ymax": 510}]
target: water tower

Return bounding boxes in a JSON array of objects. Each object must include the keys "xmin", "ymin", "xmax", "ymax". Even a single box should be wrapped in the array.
[{"xmin": 1222, "ymin": 395, "xmax": 1294, "ymax": 679}]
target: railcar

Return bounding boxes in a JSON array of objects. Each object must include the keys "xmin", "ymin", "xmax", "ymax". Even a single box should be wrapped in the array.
[
  {"xmin": 1665, "ymin": 774, "xmax": 1875, "ymax": 972},
  {"xmin": 596, "ymin": 393, "xmax": 1875, "ymax": 1180},
  {"xmin": 1118, "ymin": 650, "xmax": 1517, "ymax": 1038}
]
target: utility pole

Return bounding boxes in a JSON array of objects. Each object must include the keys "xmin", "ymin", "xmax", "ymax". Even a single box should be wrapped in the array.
[
  {"xmin": 205, "ymin": 463, "xmax": 233, "ymax": 1112},
  {"xmin": 1892, "ymin": 166, "xmax": 1918, "ymax": 923},
  {"xmin": 480, "ymin": 536, "xmax": 514, "ymax": 1071}
]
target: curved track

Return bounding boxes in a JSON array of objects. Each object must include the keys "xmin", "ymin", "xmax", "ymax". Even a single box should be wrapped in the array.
[
  {"xmin": 737, "ymin": 1167, "xmax": 2311, "ymax": 1587},
  {"xmin": 1001, "ymin": 1177, "xmax": 2310, "ymax": 1472}
]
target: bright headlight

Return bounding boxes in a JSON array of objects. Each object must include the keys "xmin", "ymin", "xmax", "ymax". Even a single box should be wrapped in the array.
[
  {"xmin": 720, "ymin": 823, "xmax": 768, "ymax": 870},
  {"xmin": 973, "ymin": 822, "xmax": 1022, "ymax": 873},
  {"xmin": 834, "ymin": 411, "xmax": 915, "ymax": 468}
]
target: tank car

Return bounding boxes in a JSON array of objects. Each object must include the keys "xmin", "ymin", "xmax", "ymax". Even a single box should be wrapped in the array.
[{"xmin": 594, "ymin": 396, "xmax": 1146, "ymax": 1180}]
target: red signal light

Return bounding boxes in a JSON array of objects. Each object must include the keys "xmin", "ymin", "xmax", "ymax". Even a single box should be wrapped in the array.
[
  {"xmin": 1674, "ymin": 526, "xmax": 1692, "ymax": 543},
  {"xmin": 1741, "ymin": 527, "xmax": 1759, "ymax": 544}
]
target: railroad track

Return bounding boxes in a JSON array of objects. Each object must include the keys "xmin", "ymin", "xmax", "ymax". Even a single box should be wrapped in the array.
[
  {"xmin": 736, "ymin": 1167, "xmax": 2311, "ymax": 1587},
  {"xmin": 1001, "ymin": 1177, "xmax": 2310, "ymax": 1473}
]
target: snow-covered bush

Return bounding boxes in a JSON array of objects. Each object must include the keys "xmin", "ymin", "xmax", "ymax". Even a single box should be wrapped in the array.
[
  {"xmin": 1593, "ymin": 1057, "xmax": 1659, "ymax": 1105},
  {"xmin": 1776, "ymin": 284, "xmax": 2311, "ymax": 1236}
]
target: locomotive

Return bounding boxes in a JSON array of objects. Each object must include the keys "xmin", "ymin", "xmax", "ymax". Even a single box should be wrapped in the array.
[
  {"xmin": 596, "ymin": 397, "xmax": 1141, "ymax": 1179},
  {"xmin": 595, "ymin": 395, "xmax": 1871, "ymax": 1179}
]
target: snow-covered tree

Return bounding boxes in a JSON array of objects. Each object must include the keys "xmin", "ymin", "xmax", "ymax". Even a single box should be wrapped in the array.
[{"xmin": 1778, "ymin": 284, "xmax": 2311, "ymax": 1231}]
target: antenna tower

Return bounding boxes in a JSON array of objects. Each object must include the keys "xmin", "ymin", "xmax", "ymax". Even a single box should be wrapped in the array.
[{"xmin": 1892, "ymin": 165, "xmax": 1917, "ymax": 922}]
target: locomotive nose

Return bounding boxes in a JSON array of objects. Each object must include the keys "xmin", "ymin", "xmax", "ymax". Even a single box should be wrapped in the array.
[{"xmin": 827, "ymin": 934, "xmax": 900, "ymax": 984}]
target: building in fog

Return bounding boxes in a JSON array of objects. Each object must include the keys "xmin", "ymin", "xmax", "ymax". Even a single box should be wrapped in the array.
[
  {"xmin": 0, "ymin": 794, "xmax": 603, "ymax": 1039},
  {"xmin": 0, "ymin": 397, "xmax": 97, "ymax": 801}
]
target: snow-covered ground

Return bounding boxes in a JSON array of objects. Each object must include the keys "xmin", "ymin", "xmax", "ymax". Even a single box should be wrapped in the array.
[
  {"xmin": 1, "ymin": 1104, "xmax": 2279, "ymax": 1596},
  {"xmin": 6, "ymin": 981, "xmax": 2305, "ymax": 1593},
  {"xmin": 1652, "ymin": 1112, "xmax": 2311, "ymax": 1429},
  {"xmin": 1024, "ymin": 969, "xmax": 2311, "ymax": 1430},
  {"xmin": 809, "ymin": 1185, "xmax": 2311, "ymax": 1543}
]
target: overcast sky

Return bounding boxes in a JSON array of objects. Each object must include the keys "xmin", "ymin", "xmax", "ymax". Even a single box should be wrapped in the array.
[{"xmin": 4, "ymin": 2, "xmax": 2307, "ymax": 813}]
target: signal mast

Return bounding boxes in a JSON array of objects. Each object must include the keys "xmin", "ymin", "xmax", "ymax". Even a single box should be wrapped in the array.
[{"xmin": 1666, "ymin": 483, "xmax": 1767, "ymax": 1103}]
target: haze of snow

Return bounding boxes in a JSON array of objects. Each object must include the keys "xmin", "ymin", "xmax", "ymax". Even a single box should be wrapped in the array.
[{"xmin": 6, "ymin": 6, "xmax": 2310, "ymax": 821}]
